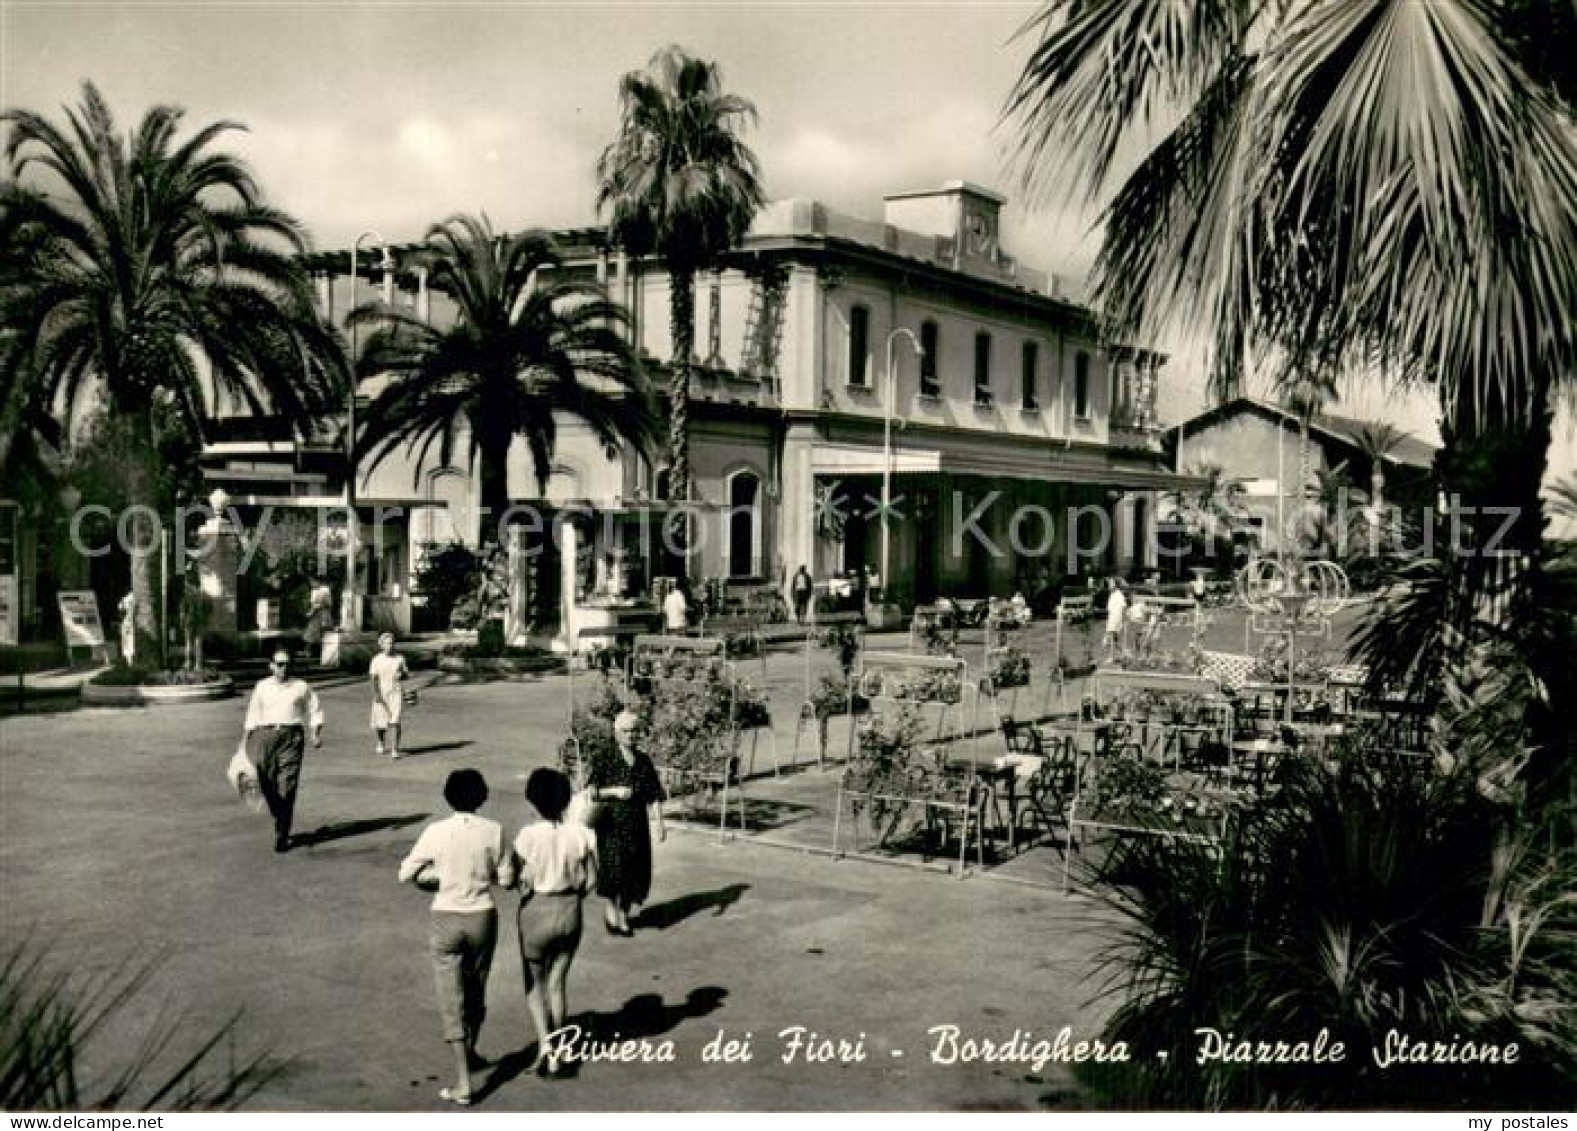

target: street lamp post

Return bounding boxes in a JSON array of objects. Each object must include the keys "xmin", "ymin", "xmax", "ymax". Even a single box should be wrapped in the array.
[
  {"xmin": 880, "ymin": 327, "xmax": 923, "ymax": 614},
  {"xmin": 343, "ymin": 230, "xmax": 394, "ymax": 631}
]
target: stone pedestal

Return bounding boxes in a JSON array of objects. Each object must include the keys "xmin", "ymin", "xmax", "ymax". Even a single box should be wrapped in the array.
[
  {"xmin": 197, "ymin": 516, "xmax": 240, "ymax": 636},
  {"xmin": 866, "ymin": 601, "xmax": 903, "ymax": 631},
  {"xmin": 320, "ymin": 629, "xmax": 373, "ymax": 669},
  {"xmin": 505, "ymin": 525, "xmax": 531, "ymax": 646}
]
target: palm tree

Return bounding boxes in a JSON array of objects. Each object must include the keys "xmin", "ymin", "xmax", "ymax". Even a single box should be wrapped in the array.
[
  {"xmin": 1168, "ymin": 461, "xmax": 1247, "ymax": 563},
  {"xmin": 349, "ymin": 215, "xmax": 655, "ymax": 620},
  {"xmin": 2, "ymin": 83, "xmax": 346, "ymax": 662},
  {"xmin": 1351, "ymin": 421, "xmax": 1410, "ymax": 514},
  {"xmin": 1008, "ymin": 0, "xmax": 1576, "ymax": 799},
  {"xmin": 1278, "ymin": 369, "xmax": 1339, "ymax": 556},
  {"xmin": 596, "ymin": 44, "xmax": 765, "ymax": 511}
]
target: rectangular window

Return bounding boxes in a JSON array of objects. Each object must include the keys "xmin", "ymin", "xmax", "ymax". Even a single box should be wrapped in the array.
[
  {"xmin": 1074, "ymin": 352, "xmax": 1091, "ymax": 419},
  {"xmin": 1021, "ymin": 341, "xmax": 1038, "ymax": 409},
  {"xmin": 973, "ymin": 333, "xmax": 992, "ymax": 404},
  {"xmin": 920, "ymin": 321, "xmax": 940, "ymax": 397},
  {"xmin": 848, "ymin": 305, "xmax": 870, "ymax": 387}
]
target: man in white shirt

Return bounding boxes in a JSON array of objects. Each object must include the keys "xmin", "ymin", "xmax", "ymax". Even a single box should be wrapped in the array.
[
  {"xmin": 663, "ymin": 584, "xmax": 688, "ymax": 634},
  {"xmin": 242, "ymin": 648, "xmax": 324, "ymax": 853}
]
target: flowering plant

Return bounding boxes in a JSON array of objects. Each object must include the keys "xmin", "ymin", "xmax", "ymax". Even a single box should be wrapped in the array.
[
  {"xmin": 845, "ymin": 704, "xmax": 948, "ymax": 830},
  {"xmin": 1087, "ymin": 752, "xmax": 1166, "ymax": 817},
  {"xmin": 984, "ymin": 646, "xmax": 1031, "ymax": 689}
]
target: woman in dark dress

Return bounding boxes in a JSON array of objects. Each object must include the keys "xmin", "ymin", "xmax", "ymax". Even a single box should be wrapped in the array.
[{"xmin": 587, "ymin": 709, "xmax": 666, "ymax": 935}]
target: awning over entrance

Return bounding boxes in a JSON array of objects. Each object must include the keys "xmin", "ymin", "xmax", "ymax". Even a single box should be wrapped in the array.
[
  {"xmin": 810, "ymin": 443, "xmax": 942, "ymax": 476},
  {"xmin": 810, "ymin": 442, "xmax": 1203, "ymax": 492}
]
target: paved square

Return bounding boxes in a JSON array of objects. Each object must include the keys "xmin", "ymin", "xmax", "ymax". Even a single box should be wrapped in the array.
[{"xmin": 1, "ymin": 650, "xmax": 1119, "ymax": 1111}]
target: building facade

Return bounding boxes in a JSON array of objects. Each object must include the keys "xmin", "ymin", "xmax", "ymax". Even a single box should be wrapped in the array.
[
  {"xmin": 1171, "ymin": 397, "xmax": 1437, "ymax": 555},
  {"xmin": 198, "ymin": 182, "xmax": 1185, "ymax": 642}
]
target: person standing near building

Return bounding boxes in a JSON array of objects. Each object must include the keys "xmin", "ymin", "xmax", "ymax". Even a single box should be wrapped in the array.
[
  {"xmin": 241, "ymin": 648, "xmax": 323, "ymax": 853},
  {"xmin": 118, "ymin": 592, "xmax": 136, "ymax": 665},
  {"xmin": 663, "ymin": 582, "xmax": 688, "ymax": 634},
  {"xmin": 399, "ymin": 769, "xmax": 516, "ymax": 1107},
  {"xmin": 1104, "ymin": 578, "xmax": 1128, "ymax": 660},
  {"xmin": 790, "ymin": 565, "xmax": 814, "ymax": 625},
  {"xmin": 369, "ymin": 631, "xmax": 410, "ymax": 759}
]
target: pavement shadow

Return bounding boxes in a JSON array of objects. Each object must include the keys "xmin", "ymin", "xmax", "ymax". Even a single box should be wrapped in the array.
[
  {"xmin": 669, "ymin": 797, "xmax": 818, "ymax": 833},
  {"xmin": 480, "ymin": 986, "xmax": 728, "ymax": 1096},
  {"xmin": 294, "ymin": 813, "xmax": 428, "ymax": 848},
  {"xmin": 632, "ymin": 883, "xmax": 749, "ymax": 931},
  {"xmin": 394, "ymin": 741, "xmax": 474, "ymax": 758}
]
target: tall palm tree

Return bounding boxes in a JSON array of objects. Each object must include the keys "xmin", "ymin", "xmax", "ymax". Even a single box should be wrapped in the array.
[
  {"xmin": 1165, "ymin": 460, "xmax": 1249, "ymax": 572},
  {"xmin": 595, "ymin": 44, "xmax": 765, "ymax": 511},
  {"xmin": 1278, "ymin": 368, "xmax": 1339, "ymax": 556},
  {"xmin": 1352, "ymin": 421, "xmax": 1410, "ymax": 514},
  {"xmin": 349, "ymin": 214, "xmax": 654, "ymax": 572},
  {"xmin": 1, "ymin": 83, "xmax": 346, "ymax": 661},
  {"xmin": 1008, "ymin": 0, "xmax": 1576, "ymax": 800}
]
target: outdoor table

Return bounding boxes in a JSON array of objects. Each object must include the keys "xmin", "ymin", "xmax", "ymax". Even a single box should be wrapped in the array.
[
  {"xmin": 1283, "ymin": 721, "xmax": 1347, "ymax": 750},
  {"xmin": 944, "ymin": 759, "xmax": 1018, "ymax": 851},
  {"xmin": 1040, "ymin": 717, "xmax": 1113, "ymax": 760},
  {"xmin": 1230, "ymin": 737, "xmax": 1297, "ymax": 793}
]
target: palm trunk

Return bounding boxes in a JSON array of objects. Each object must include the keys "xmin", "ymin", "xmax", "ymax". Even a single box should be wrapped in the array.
[
  {"xmin": 1296, "ymin": 416, "xmax": 1311, "ymax": 558},
  {"xmin": 1435, "ymin": 383, "xmax": 1559, "ymax": 921},
  {"xmin": 476, "ymin": 434, "xmax": 514, "ymax": 631},
  {"xmin": 668, "ymin": 268, "xmax": 695, "ymax": 502},
  {"xmin": 127, "ymin": 411, "xmax": 163, "ymax": 669},
  {"xmin": 667, "ymin": 268, "xmax": 696, "ymax": 584},
  {"xmin": 476, "ymin": 432, "xmax": 513, "ymax": 551}
]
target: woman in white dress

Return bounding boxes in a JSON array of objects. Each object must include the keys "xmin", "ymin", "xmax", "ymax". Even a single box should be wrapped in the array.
[{"xmin": 368, "ymin": 631, "xmax": 410, "ymax": 758}]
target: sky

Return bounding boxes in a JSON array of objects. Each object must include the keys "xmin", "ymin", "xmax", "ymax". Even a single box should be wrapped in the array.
[{"xmin": 3, "ymin": 0, "xmax": 1573, "ymax": 520}]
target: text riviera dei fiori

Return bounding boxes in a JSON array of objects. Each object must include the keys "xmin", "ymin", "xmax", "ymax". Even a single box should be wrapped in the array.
[{"xmin": 532, "ymin": 1025, "xmax": 1521, "ymax": 1073}]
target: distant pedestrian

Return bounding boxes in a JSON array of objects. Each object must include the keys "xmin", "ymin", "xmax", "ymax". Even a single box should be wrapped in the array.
[
  {"xmin": 663, "ymin": 583, "xmax": 688, "ymax": 634},
  {"xmin": 303, "ymin": 576, "xmax": 332, "ymax": 653},
  {"xmin": 791, "ymin": 565, "xmax": 814, "ymax": 625},
  {"xmin": 1104, "ymin": 578, "xmax": 1128, "ymax": 660},
  {"xmin": 513, "ymin": 768, "xmax": 598, "ymax": 1078},
  {"xmin": 241, "ymin": 648, "xmax": 323, "ymax": 853},
  {"xmin": 369, "ymin": 631, "xmax": 410, "ymax": 758},
  {"xmin": 399, "ymin": 769, "xmax": 516, "ymax": 1107},
  {"xmin": 118, "ymin": 592, "xmax": 136, "ymax": 665},
  {"xmin": 587, "ymin": 709, "xmax": 666, "ymax": 936}
]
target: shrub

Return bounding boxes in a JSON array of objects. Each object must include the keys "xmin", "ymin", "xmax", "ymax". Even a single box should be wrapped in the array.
[
  {"xmin": 475, "ymin": 619, "xmax": 506, "ymax": 657},
  {"xmin": 412, "ymin": 542, "xmax": 482, "ymax": 630},
  {"xmin": 87, "ymin": 664, "xmax": 157, "ymax": 687},
  {"xmin": 142, "ymin": 668, "xmax": 224, "ymax": 686},
  {"xmin": 1, "ymin": 943, "xmax": 277, "ymax": 1110},
  {"xmin": 335, "ymin": 646, "xmax": 374, "ymax": 674},
  {"xmin": 1078, "ymin": 741, "xmax": 1572, "ymax": 1109}
]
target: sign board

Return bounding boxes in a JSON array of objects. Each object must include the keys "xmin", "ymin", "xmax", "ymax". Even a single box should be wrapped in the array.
[
  {"xmin": 57, "ymin": 590, "xmax": 106, "ymax": 651},
  {"xmin": 0, "ymin": 505, "xmax": 15, "ymax": 647},
  {"xmin": 0, "ymin": 575, "xmax": 17, "ymax": 648}
]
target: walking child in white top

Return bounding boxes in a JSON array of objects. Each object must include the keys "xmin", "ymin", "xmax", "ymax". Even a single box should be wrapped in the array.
[
  {"xmin": 399, "ymin": 769, "xmax": 516, "ymax": 1106},
  {"xmin": 513, "ymin": 767, "xmax": 599, "ymax": 1078},
  {"xmin": 368, "ymin": 631, "xmax": 410, "ymax": 758}
]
